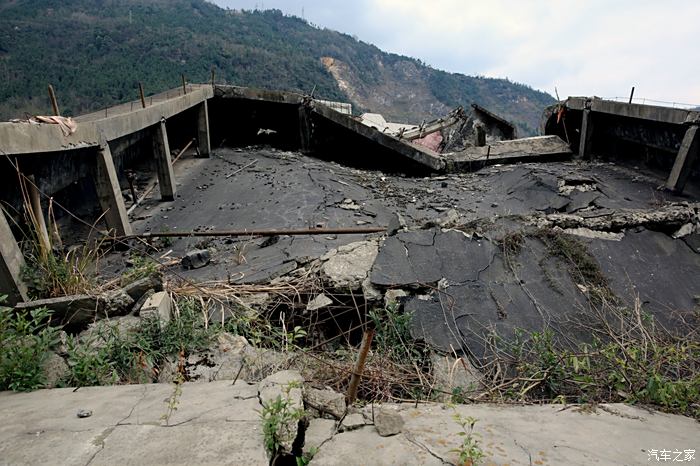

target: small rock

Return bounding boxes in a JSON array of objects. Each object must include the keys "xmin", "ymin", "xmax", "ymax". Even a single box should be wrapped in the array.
[
  {"xmin": 41, "ymin": 352, "xmax": 69, "ymax": 388},
  {"xmin": 304, "ymin": 387, "xmax": 346, "ymax": 419},
  {"xmin": 181, "ymin": 249, "xmax": 211, "ymax": 270},
  {"xmin": 375, "ymin": 408, "xmax": 404, "ymax": 437},
  {"xmin": 340, "ymin": 413, "xmax": 366, "ymax": 431},
  {"xmin": 307, "ymin": 294, "xmax": 333, "ymax": 312},
  {"xmin": 77, "ymin": 409, "xmax": 93, "ymax": 418},
  {"xmin": 122, "ymin": 275, "xmax": 163, "ymax": 301},
  {"xmin": 362, "ymin": 277, "xmax": 382, "ymax": 303},
  {"xmin": 384, "ymin": 289, "xmax": 409, "ymax": 308},
  {"xmin": 139, "ymin": 291, "xmax": 171, "ymax": 324}
]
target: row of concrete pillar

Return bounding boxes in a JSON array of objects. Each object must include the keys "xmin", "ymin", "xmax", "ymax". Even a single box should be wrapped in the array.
[{"xmin": 0, "ymin": 101, "xmax": 211, "ymax": 304}]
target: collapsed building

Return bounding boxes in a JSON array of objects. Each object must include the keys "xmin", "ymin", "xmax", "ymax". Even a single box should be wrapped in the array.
[
  {"xmin": 1, "ymin": 82, "xmax": 699, "ymax": 464},
  {"xmin": 0, "ymin": 85, "xmax": 700, "ymax": 382}
]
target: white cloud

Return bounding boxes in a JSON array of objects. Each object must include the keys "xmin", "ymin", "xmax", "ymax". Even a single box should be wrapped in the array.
[{"xmin": 210, "ymin": 0, "xmax": 700, "ymax": 105}]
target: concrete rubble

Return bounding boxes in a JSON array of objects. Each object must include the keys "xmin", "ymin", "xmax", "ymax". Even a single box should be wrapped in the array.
[{"xmin": 1, "ymin": 83, "xmax": 699, "ymax": 465}]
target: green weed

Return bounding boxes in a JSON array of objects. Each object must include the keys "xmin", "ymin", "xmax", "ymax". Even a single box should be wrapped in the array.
[{"xmin": 0, "ymin": 299, "xmax": 61, "ymax": 391}]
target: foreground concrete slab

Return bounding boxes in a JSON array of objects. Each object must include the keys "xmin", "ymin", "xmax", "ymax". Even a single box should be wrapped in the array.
[
  {"xmin": 0, "ymin": 381, "xmax": 267, "ymax": 466},
  {"xmin": 1, "ymin": 380, "xmax": 698, "ymax": 466},
  {"xmin": 324, "ymin": 403, "xmax": 700, "ymax": 466}
]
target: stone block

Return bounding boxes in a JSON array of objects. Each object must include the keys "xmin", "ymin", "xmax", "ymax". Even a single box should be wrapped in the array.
[{"xmin": 139, "ymin": 291, "xmax": 171, "ymax": 324}]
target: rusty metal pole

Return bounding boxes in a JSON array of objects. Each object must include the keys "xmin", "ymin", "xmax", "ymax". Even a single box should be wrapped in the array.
[
  {"xmin": 346, "ymin": 328, "xmax": 375, "ymax": 405},
  {"xmin": 181, "ymin": 74, "xmax": 187, "ymax": 95},
  {"xmin": 48, "ymin": 85, "xmax": 60, "ymax": 116},
  {"xmin": 139, "ymin": 83, "xmax": 146, "ymax": 108},
  {"xmin": 629, "ymin": 86, "xmax": 635, "ymax": 104},
  {"xmin": 122, "ymin": 227, "xmax": 386, "ymax": 240}
]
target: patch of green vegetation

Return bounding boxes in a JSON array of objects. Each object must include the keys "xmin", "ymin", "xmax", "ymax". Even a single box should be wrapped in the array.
[
  {"xmin": 499, "ymin": 231, "xmax": 524, "ymax": 258},
  {"xmin": 535, "ymin": 229, "xmax": 615, "ymax": 303},
  {"xmin": 260, "ymin": 383, "xmax": 305, "ymax": 462},
  {"xmin": 62, "ymin": 296, "xmax": 216, "ymax": 387},
  {"xmin": 496, "ymin": 327, "xmax": 700, "ymax": 419},
  {"xmin": 120, "ymin": 254, "xmax": 159, "ymax": 286},
  {"xmin": 0, "ymin": 299, "xmax": 60, "ymax": 391},
  {"xmin": 21, "ymin": 244, "xmax": 101, "ymax": 299},
  {"xmin": 370, "ymin": 303, "xmax": 424, "ymax": 364},
  {"xmin": 451, "ymin": 413, "xmax": 485, "ymax": 465}
]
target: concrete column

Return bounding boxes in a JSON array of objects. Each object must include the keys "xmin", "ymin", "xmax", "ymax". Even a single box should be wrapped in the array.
[
  {"xmin": 298, "ymin": 104, "xmax": 312, "ymax": 153},
  {"xmin": 197, "ymin": 101, "xmax": 211, "ymax": 158},
  {"xmin": 577, "ymin": 108, "xmax": 594, "ymax": 159},
  {"xmin": 95, "ymin": 144, "xmax": 132, "ymax": 236},
  {"xmin": 0, "ymin": 208, "xmax": 28, "ymax": 305},
  {"xmin": 153, "ymin": 120, "xmax": 176, "ymax": 201},
  {"xmin": 666, "ymin": 124, "xmax": 700, "ymax": 193}
]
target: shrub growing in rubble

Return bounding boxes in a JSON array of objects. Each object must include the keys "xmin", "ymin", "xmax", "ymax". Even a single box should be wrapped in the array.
[{"xmin": 0, "ymin": 298, "xmax": 60, "ymax": 391}]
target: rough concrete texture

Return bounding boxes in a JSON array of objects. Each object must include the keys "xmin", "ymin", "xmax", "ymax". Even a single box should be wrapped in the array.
[
  {"xmin": 304, "ymin": 387, "xmax": 346, "ymax": 419},
  {"xmin": 0, "ymin": 377, "xmax": 698, "ymax": 465},
  {"xmin": 0, "ymin": 380, "xmax": 266, "ymax": 466},
  {"xmin": 139, "ymin": 291, "xmax": 171, "ymax": 324},
  {"xmin": 321, "ymin": 239, "xmax": 379, "ymax": 289},
  {"xmin": 121, "ymin": 147, "xmax": 700, "ymax": 361}
]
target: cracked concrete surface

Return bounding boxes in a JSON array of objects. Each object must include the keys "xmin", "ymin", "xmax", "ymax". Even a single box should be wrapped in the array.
[
  {"xmin": 1, "ymin": 378, "xmax": 698, "ymax": 465},
  {"xmin": 106, "ymin": 147, "xmax": 700, "ymax": 360}
]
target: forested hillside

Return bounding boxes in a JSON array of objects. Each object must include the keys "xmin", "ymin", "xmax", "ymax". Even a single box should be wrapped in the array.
[{"xmin": 0, "ymin": 0, "xmax": 555, "ymax": 134}]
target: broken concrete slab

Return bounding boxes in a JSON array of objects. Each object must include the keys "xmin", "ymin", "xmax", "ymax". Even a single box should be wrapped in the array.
[
  {"xmin": 321, "ymin": 239, "xmax": 379, "ymax": 289},
  {"xmin": 370, "ymin": 229, "xmax": 496, "ymax": 287},
  {"xmin": 310, "ymin": 426, "xmax": 444, "ymax": 465},
  {"xmin": 304, "ymin": 387, "xmax": 346, "ymax": 419},
  {"xmin": 307, "ymin": 294, "xmax": 333, "ymax": 312},
  {"xmin": 14, "ymin": 294, "xmax": 100, "ymax": 327},
  {"xmin": 122, "ymin": 275, "xmax": 164, "ymax": 301},
  {"xmin": 303, "ymin": 418, "xmax": 336, "ymax": 456},
  {"xmin": 446, "ymin": 135, "xmax": 572, "ymax": 171},
  {"xmin": 374, "ymin": 408, "xmax": 404, "ymax": 437},
  {"xmin": 139, "ymin": 291, "xmax": 171, "ymax": 324}
]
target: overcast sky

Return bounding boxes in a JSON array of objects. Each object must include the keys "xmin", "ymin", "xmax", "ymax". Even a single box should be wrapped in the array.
[{"xmin": 210, "ymin": 0, "xmax": 700, "ymax": 105}]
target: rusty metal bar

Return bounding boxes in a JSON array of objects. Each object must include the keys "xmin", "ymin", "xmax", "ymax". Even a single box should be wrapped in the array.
[
  {"xmin": 48, "ymin": 84, "xmax": 60, "ymax": 116},
  {"xmin": 121, "ymin": 227, "xmax": 386, "ymax": 240},
  {"xmin": 138, "ymin": 83, "xmax": 146, "ymax": 109},
  {"xmin": 172, "ymin": 138, "xmax": 195, "ymax": 164},
  {"xmin": 181, "ymin": 74, "xmax": 187, "ymax": 95},
  {"xmin": 347, "ymin": 328, "xmax": 375, "ymax": 404}
]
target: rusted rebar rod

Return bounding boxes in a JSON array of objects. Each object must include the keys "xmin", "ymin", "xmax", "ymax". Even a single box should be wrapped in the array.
[
  {"xmin": 347, "ymin": 328, "xmax": 375, "ymax": 405},
  {"xmin": 120, "ymin": 227, "xmax": 386, "ymax": 241}
]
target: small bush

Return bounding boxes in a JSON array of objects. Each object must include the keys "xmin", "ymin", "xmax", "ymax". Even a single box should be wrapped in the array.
[{"xmin": 0, "ymin": 299, "xmax": 60, "ymax": 391}]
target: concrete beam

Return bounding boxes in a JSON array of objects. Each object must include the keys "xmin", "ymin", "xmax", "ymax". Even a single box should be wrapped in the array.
[
  {"xmin": 578, "ymin": 108, "xmax": 594, "ymax": 159},
  {"xmin": 215, "ymin": 85, "xmax": 303, "ymax": 105},
  {"xmin": 153, "ymin": 120, "xmax": 176, "ymax": 201},
  {"xmin": 95, "ymin": 144, "xmax": 132, "ymax": 236},
  {"xmin": 0, "ymin": 86, "xmax": 213, "ymax": 155},
  {"xmin": 197, "ymin": 101, "xmax": 211, "ymax": 158},
  {"xmin": 666, "ymin": 125, "xmax": 700, "ymax": 193},
  {"xmin": 0, "ymin": 211, "xmax": 28, "ymax": 305},
  {"xmin": 0, "ymin": 208, "xmax": 28, "ymax": 305},
  {"xmin": 311, "ymin": 103, "xmax": 446, "ymax": 172}
]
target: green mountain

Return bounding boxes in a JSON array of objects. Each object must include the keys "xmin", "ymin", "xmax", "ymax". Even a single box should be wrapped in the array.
[{"xmin": 0, "ymin": 0, "xmax": 555, "ymax": 135}]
